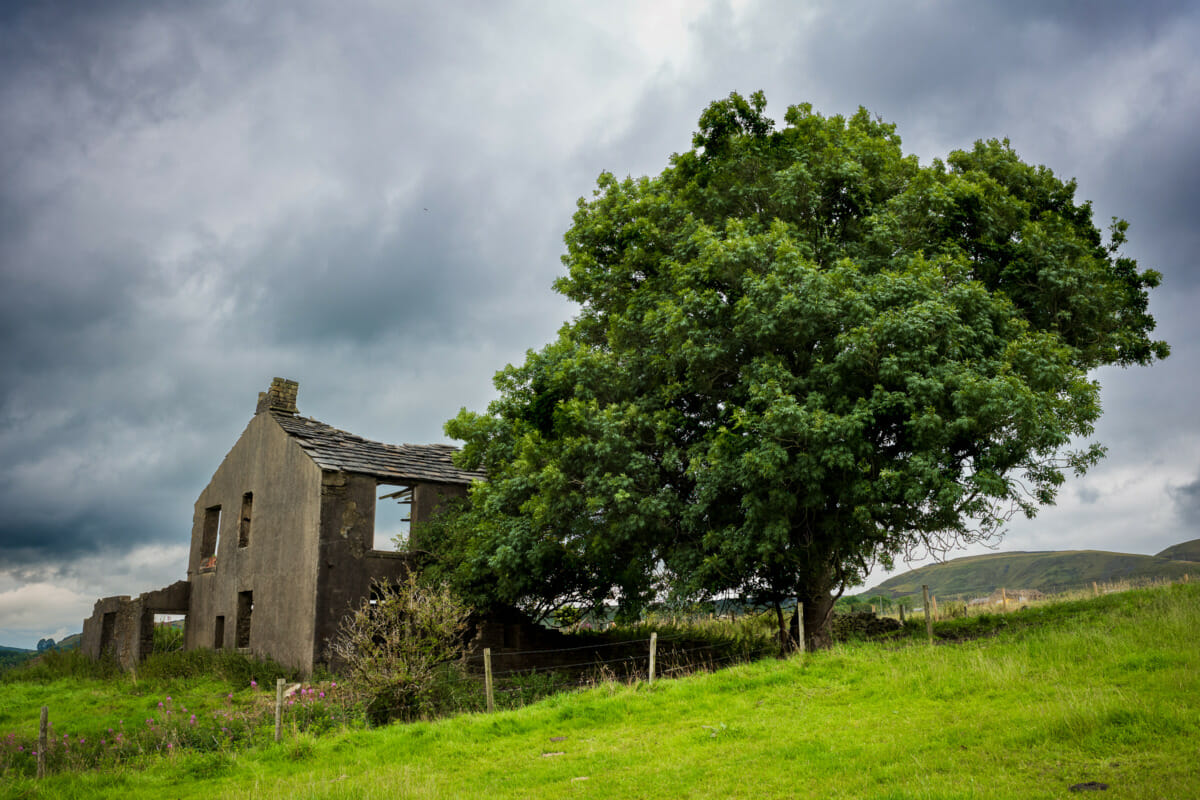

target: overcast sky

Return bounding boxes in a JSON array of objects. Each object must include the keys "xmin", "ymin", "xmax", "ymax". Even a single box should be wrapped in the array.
[{"xmin": 3, "ymin": 1, "xmax": 1198, "ymax": 648}]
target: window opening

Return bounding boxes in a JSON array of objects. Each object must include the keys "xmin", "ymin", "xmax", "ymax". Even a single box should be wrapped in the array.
[
  {"xmin": 200, "ymin": 505, "xmax": 222, "ymax": 569},
  {"xmin": 236, "ymin": 591, "xmax": 253, "ymax": 649},
  {"xmin": 213, "ymin": 616, "xmax": 225, "ymax": 650},
  {"xmin": 152, "ymin": 614, "xmax": 185, "ymax": 654},
  {"xmin": 373, "ymin": 484, "xmax": 412, "ymax": 551},
  {"xmin": 238, "ymin": 492, "xmax": 253, "ymax": 548},
  {"xmin": 100, "ymin": 612, "xmax": 117, "ymax": 656}
]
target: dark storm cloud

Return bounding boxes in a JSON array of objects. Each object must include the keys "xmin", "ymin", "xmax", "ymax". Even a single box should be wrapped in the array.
[
  {"xmin": 0, "ymin": 0, "xmax": 617, "ymax": 581},
  {"xmin": 243, "ymin": 179, "xmax": 509, "ymax": 348},
  {"xmin": 1168, "ymin": 473, "xmax": 1200, "ymax": 527}
]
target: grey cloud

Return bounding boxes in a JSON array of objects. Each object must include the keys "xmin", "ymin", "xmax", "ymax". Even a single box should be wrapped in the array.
[
  {"xmin": 2, "ymin": 0, "xmax": 1198, "ymax": 643},
  {"xmin": 1168, "ymin": 473, "xmax": 1200, "ymax": 526}
]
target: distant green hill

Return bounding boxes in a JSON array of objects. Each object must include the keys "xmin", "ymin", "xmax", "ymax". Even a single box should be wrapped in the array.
[
  {"xmin": 0, "ymin": 646, "xmax": 35, "ymax": 671},
  {"xmin": 0, "ymin": 635, "xmax": 81, "ymax": 672},
  {"xmin": 866, "ymin": 548, "xmax": 1197, "ymax": 600},
  {"xmin": 1157, "ymin": 538, "xmax": 1200, "ymax": 562},
  {"xmin": 54, "ymin": 633, "xmax": 81, "ymax": 650}
]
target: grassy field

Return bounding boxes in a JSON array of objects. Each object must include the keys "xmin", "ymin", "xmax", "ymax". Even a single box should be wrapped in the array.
[{"xmin": 3, "ymin": 583, "xmax": 1198, "ymax": 799}]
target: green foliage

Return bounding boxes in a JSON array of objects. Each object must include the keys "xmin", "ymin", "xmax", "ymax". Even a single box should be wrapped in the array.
[
  {"xmin": 133, "ymin": 648, "xmax": 294, "ymax": 686},
  {"xmin": 330, "ymin": 574, "xmax": 471, "ymax": 724},
  {"xmin": 1, "ymin": 648, "xmax": 122, "ymax": 683},
  {"xmin": 443, "ymin": 93, "xmax": 1168, "ymax": 648}
]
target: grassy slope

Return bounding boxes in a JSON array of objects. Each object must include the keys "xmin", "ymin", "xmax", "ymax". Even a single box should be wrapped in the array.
[
  {"xmin": 1156, "ymin": 537, "xmax": 1200, "ymax": 562},
  {"xmin": 11, "ymin": 583, "xmax": 1200, "ymax": 800},
  {"xmin": 867, "ymin": 549, "xmax": 1196, "ymax": 599}
]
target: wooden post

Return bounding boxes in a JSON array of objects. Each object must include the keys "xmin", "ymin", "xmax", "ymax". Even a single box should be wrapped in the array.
[
  {"xmin": 1001, "ymin": 587, "xmax": 1008, "ymax": 611},
  {"xmin": 1092, "ymin": 581, "xmax": 1099, "ymax": 598},
  {"xmin": 274, "ymin": 678, "xmax": 285, "ymax": 742},
  {"xmin": 648, "ymin": 632, "xmax": 657, "ymax": 684},
  {"xmin": 484, "ymin": 648, "xmax": 494, "ymax": 713},
  {"xmin": 38, "ymin": 706, "xmax": 48, "ymax": 779},
  {"xmin": 899, "ymin": 604, "xmax": 905, "ymax": 623},
  {"xmin": 796, "ymin": 603, "xmax": 805, "ymax": 653},
  {"xmin": 930, "ymin": 595, "xmax": 938, "ymax": 620},
  {"xmin": 922, "ymin": 585, "xmax": 933, "ymax": 645}
]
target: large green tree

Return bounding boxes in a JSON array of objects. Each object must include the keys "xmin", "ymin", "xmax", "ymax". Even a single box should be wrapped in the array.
[{"xmin": 443, "ymin": 92, "xmax": 1168, "ymax": 649}]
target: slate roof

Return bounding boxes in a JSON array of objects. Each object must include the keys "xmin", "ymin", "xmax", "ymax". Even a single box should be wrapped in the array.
[{"xmin": 270, "ymin": 411, "xmax": 485, "ymax": 485}]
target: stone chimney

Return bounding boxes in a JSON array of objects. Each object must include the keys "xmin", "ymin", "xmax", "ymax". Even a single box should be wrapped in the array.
[{"xmin": 256, "ymin": 377, "xmax": 299, "ymax": 415}]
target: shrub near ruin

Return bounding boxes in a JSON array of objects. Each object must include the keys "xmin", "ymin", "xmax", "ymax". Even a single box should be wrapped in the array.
[{"xmin": 329, "ymin": 574, "xmax": 470, "ymax": 724}]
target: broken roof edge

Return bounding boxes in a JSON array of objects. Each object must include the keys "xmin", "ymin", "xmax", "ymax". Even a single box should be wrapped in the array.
[{"xmin": 269, "ymin": 409, "xmax": 486, "ymax": 486}]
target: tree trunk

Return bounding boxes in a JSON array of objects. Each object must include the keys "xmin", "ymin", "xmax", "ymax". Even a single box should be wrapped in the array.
[
  {"xmin": 773, "ymin": 600, "xmax": 792, "ymax": 656},
  {"xmin": 794, "ymin": 585, "xmax": 837, "ymax": 651}
]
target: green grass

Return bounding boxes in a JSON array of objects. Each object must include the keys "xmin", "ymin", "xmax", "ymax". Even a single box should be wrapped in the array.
[{"xmin": 4, "ymin": 583, "xmax": 1198, "ymax": 799}]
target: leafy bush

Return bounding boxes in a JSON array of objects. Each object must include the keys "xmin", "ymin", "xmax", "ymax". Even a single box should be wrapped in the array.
[{"xmin": 329, "ymin": 574, "xmax": 470, "ymax": 724}]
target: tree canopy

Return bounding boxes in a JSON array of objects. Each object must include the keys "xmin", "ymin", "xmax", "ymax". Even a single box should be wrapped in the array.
[{"xmin": 440, "ymin": 92, "xmax": 1168, "ymax": 649}]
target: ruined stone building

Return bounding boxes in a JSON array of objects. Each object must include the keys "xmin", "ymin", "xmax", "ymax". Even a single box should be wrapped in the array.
[{"xmin": 81, "ymin": 378, "xmax": 483, "ymax": 673}]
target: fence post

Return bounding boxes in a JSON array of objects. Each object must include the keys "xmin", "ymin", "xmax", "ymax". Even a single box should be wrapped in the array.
[
  {"xmin": 796, "ymin": 603, "xmax": 805, "ymax": 653},
  {"xmin": 38, "ymin": 706, "xmax": 48, "ymax": 779},
  {"xmin": 922, "ymin": 585, "xmax": 933, "ymax": 645},
  {"xmin": 648, "ymin": 632, "xmax": 657, "ymax": 685},
  {"xmin": 931, "ymin": 594, "xmax": 938, "ymax": 620},
  {"xmin": 484, "ymin": 648, "xmax": 494, "ymax": 712},
  {"xmin": 1001, "ymin": 587, "xmax": 1008, "ymax": 611},
  {"xmin": 274, "ymin": 678, "xmax": 285, "ymax": 742},
  {"xmin": 899, "ymin": 604, "xmax": 905, "ymax": 624},
  {"xmin": 1092, "ymin": 581, "xmax": 1099, "ymax": 598}
]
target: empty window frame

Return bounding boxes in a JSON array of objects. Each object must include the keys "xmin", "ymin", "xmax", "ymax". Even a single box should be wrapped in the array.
[
  {"xmin": 238, "ymin": 492, "xmax": 253, "ymax": 548},
  {"xmin": 373, "ymin": 484, "xmax": 412, "ymax": 551},
  {"xmin": 213, "ymin": 616, "xmax": 225, "ymax": 650},
  {"xmin": 100, "ymin": 612, "xmax": 117, "ymax": 657},
  {"xmin": 200, "ymin": 505, "xmax": 222, "ymax": 567},
  {"xmin": 236, "ymin": 591, "xmax": 253, "ymax": 649}
]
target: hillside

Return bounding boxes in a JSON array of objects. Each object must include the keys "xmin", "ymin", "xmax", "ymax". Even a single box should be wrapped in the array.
[
  {"xmin": 1156, "ymin": 537, "xmax": 1200, "ymax": 562},
  {"xmin": 5, "ymin": 584, "xmax": 1198, "ymax": 799},
  {"xmin": 866, "ymin": 548, "xmax": 1196, "ymax": 600}
]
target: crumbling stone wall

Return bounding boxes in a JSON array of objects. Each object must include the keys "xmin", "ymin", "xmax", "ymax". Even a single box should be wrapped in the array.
[{"xmin": 80, "ymin": 581, "xmax": 190, "ymax": 669}]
